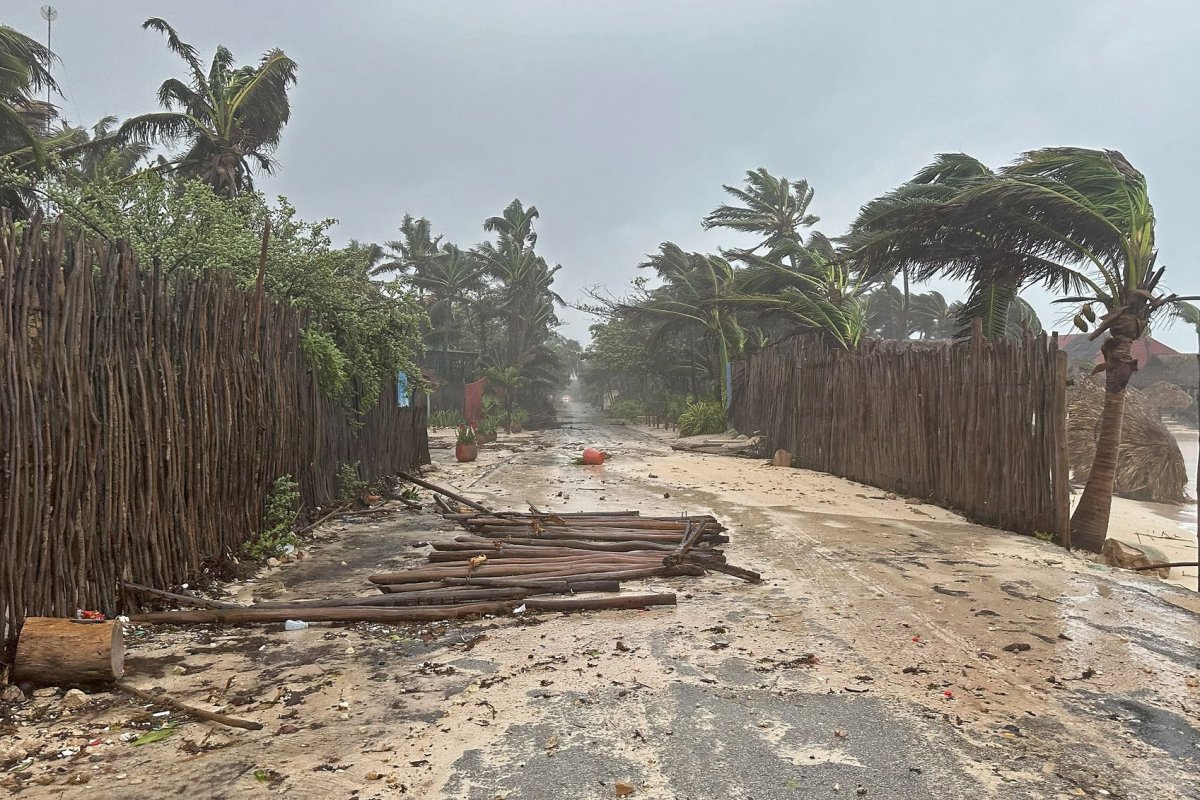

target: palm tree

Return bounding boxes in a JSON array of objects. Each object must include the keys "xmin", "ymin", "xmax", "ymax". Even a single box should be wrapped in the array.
[
  {"xmin": 0, "ymin": 25, "xmax": 64, "ymax": 214},
  {"xmin": 377, "ymin": 214, "xmax": 442, "ymax": 278},
  {"xmin": 625, "ymin": 243, "xmax": 746, "ymax": 400},
  {"xmin": 847, "ymin": 153, "xmax": 1080, "ymax": 339},
  {"xmin": 1005, "ymin": 296, "xmax": 1043, "ymax": 338},
  {"xmin": 483, "ymin": 364, "xmax": 529, "ymax": 427},
  {"xmin": 863, "ymin": 283, "xmax": 914, "ymax": 340},
  {"xmin": 116, "ymin": 18, "xmax": 297, "ymax": 196},
  {"xmin": 857, "ymin": 147, "xmax": 1191, "ymax": 550},
  {"xmin": 0, "ymin": 25, "xmax": 57, "ymax": 161},
  {"xmin": 485, "ymin": 199, "xmax": 539, "ymax": 248},
  {"xmin": 703, "ymin": 168, "xmax": 819, "ymax": 259},
  {"xmin": 414, "ymin": 244, "xmax": 486, "ymax": 350},
  {"xmin": 730, "ymin": 236, "xmax": 866, "ymax": 349},
  {"xmin": 67, "ymin": 115, "xmax": 152, "ymax": 182},
  {"xmin": 909, "ymin": 291, "xmax": 957, "ymax": 339},
  {"xmin": 475, "ymin": 200, "xmax": 562, "ymax": 366}
]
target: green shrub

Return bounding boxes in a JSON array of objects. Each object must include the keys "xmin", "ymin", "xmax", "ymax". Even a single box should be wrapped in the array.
[
  {"xmin": 243, "ymin": 475, "xmax": 300, "ymax": 561},
  {"xmin": 678, "ymin": 401, "xmax": 727, "ymax": 437},
  {"xmin": 429, "ymin": 409, "xmax": 464, "ymax": 429},
  {"xmin": 336, "ymin": 462, "xmax": 367, "ymax": 503},
  {"xmin": 606, "ymin": 399, "xmax": 644, "ymax": 421}
]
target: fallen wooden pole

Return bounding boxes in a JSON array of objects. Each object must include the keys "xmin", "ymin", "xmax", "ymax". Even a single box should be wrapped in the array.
[
  {"xmin": 494, "ymin": 510, "xmax": 643, "ymax": 518},
  {"xmin": 448, "ymin": 536, "xmax": 686, "ymax": 554},
  {"xmin": 368, "ymin": 557, "xmax": 664, "ymax": 585},
  {"xmin": 463, "ymin": 517, "xmax": 721, "ymax": 532},
  {"xmin": 426, "ymin": 548, "xmax": 669, "ymax": 563},
  {"xmin": 1131, "ymin": 561, "xmax": 1199, "ymax": 571},
  {"xmin": 128, "ymin": 594, "xmax": 675, "ymax": 625},
  {"xmin": 438, "ymin": 578, "xmax": 621, "ymax": 592},
  {"xmin": 250, "ymin": 587, "xmax": 530, "ymax": 608},
  {"xmin": 122, "ymin": 582, "xmax": 243, "ymax": 610},
  {"xmin": 685, "ymin": 554, "xmax": 762, "ymax": 583},
  {"xmin": 383, "ymin": 490, "xmax": 424, "ymax": 511},
  {"xmin": 398, "ymin": 471, "xmax": 492, "ymax": 514},
  {"xmin": 375, "ymin": 566, "xmax": 700, "ymax": 593},
  {"xmin": 116, "ymin": 682, "xmax": 263, "ymax": 731},
  {"xmin": 466, "ymin": 527, "xmax": 726, "ymax": 543}
]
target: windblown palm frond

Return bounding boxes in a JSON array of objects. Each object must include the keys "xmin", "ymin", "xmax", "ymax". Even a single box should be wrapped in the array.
[
  {"xmin": 116, "ymin": 18, "xmax": 297, "ymax": 196},
  {"xmin": 703, "ymin": 167, "xmax": 819, "ymax": 257}
]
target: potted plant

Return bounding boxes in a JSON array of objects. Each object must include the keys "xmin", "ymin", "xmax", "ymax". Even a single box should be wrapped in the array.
[
  {"xmin": 507, "ymin": 406, "xmax": 529, "ymax": 433},
  {"xmin": 477, "ymin": 419, "xmax": 498, "ymax": 444},
  {"xmin": 455, "ymin": 425, "xmax": 478, "ymax": 462}
]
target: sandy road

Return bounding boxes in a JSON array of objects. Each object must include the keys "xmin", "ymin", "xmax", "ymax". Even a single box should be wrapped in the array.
[{"xmin": 2, "ymin": 401, "xmax": 1197, "ymax": 799}]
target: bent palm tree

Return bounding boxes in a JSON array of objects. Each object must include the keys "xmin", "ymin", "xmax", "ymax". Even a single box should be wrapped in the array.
[
  {"xmin": 847, "ymin": 153, "xmax": 1080, "ymax": 338},
  {"xmin": 865, "ymin": 148, "xmax": 1188, "ymax": 549},
  {"xmin": 625, "ymin": 243, "xmax": 746, "ymax": 400},
  {"xmin": 117, "ymin": 18, "xmax": 297, "ymax": 196}
]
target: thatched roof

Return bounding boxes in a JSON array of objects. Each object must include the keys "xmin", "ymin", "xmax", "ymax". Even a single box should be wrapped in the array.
[
  {"xmin": 1138, "ymin": 381, "xmax": 1193, "ymax": 414},
  {"xmin": 1068, "ymin": 377, "xmax": 1188, "ymax": 504},
  {"xmin": 1130, "ymin": 354, "xmax": 1199, "ymax": 392}
]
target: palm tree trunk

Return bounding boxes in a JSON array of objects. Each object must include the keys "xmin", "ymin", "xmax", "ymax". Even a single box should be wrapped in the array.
[
  {"xmin": 1070, "ymin": 333, "xmax": 1137, "ymax": 551},
  {"xmin": 901, "ymin": 265, "xmax": 910, "ymax": 339}
]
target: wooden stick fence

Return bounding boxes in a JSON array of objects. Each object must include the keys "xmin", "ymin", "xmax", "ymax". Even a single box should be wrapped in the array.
[
  {"xmin": 730, "ymin": 327, "xmax": 1070, "ymax": 539},
  {"xmin": 0, "ymin": 216, "xmax": 429, "ymax": 647}
]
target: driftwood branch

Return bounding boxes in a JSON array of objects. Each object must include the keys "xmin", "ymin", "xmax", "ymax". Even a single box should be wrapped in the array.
[
  {"xmin": 296, "ymin": 502, "xmax": 353, "ymax": 536},
  {"xmin": 115, "ymin": 682, "xmax": 263, "ymax": 731},
  {"xmin": 398, "ymin": 471, "xmax": 492, "ymax": 514},
  {"xmin": 122, "ymin": 582, "xmax": 243, "ymax": 610}
]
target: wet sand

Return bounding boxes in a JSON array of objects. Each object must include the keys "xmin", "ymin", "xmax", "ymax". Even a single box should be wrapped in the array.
[{"xmin": 1106, "ymin": 425, "xmax": 1198, "ymax": 590}]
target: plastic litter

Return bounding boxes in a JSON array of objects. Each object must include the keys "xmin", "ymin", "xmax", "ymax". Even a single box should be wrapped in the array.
[{"xmin": 284, "ymin": 620, "xmax": 308, "ymax": 631}]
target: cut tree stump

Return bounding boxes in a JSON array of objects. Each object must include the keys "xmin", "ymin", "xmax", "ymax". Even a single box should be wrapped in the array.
[{"xmin": 13, "ymin": 617, "xmax": 124, "ymax": 687}]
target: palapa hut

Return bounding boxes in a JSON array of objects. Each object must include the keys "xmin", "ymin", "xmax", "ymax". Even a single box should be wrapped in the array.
[
  {"xmin": 1068, "ymin": 376, "xmax": 1189, "ymax": 504},
  {"xmin": 1137, "ymin": 381, "xmax": 1193, "ymax": 417}
]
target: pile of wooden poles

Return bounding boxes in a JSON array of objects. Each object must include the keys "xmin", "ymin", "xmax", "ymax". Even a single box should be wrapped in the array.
[{"xmin": 124, "ymin": 473, "xmax": 759, "ymax": 627}]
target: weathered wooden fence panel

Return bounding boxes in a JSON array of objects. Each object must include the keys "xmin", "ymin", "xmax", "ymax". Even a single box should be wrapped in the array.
[
  {"xmin": 730, "ymin": 330, "xmax": 1069, "ymax": 538},
  {"xmin": 0, "ymin": 218, "xmax": 429, "ymax": 646}
]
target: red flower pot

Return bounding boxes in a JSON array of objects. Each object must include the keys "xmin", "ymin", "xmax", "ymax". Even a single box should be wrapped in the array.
[{"xmin": 456, "ymin": 443, "xmax": 479, "ymax": 462}]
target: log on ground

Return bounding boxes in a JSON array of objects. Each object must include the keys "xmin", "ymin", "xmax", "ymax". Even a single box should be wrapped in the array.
[{"xmin": 13, "ymin": 617, "xmax": 125, "ymax": 687}]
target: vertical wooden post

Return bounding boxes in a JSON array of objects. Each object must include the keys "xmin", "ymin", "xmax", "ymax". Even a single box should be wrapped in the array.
[
  {"xmin": 253, "ymin": 218, "xmax": 272, "ymax": 345},
  {"xmin": 1052, "ymin": 341, "xmax": 1071, "ymax": 548}
]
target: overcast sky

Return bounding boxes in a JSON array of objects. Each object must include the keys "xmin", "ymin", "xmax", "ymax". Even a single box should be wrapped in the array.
[{"xmin": 19, "ymin": 0, "xmax": 1200, "ymax": 350}]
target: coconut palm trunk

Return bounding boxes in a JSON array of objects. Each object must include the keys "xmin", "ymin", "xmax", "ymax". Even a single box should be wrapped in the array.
[{"xmin": 1069, "ymin": 312, "xmax": 1144, "ymax": 549}]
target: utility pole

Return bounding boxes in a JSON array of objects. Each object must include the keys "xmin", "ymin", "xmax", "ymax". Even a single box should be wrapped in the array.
[{"xmin": 39, "ymin": 6, "xmax": 57, "ymax": 133}]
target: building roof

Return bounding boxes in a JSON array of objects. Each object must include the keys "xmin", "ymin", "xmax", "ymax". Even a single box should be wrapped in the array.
[
  {"xmin": 1056, "ymin": 334, "xmax": 1179, "ymax": 368},
  {"xmin": 1130, "ymin": 353, "xmax": 1199, "ymax": 391}
]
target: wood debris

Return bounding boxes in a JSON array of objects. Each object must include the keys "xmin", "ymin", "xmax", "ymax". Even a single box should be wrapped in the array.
[{"xmin": 124, "ymin": 477, "xmax": 760, "ymax": 627}]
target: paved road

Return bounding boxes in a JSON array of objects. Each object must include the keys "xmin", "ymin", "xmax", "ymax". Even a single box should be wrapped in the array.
[
  {"xmin": 6, "ymin": 401, "xmax": 1196, "ymax": 800},
  {"xmin": 432, "ymin": 400, "xmax": 1199, "ymax": 800}
]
